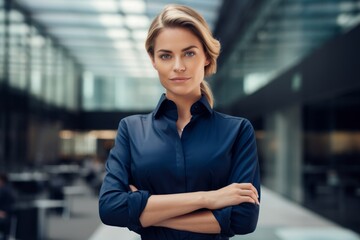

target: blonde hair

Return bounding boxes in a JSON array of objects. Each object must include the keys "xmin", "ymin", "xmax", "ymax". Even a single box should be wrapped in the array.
[{"xmin": 145, "ymin": 4, "xmax": 221, "ymax": 107}]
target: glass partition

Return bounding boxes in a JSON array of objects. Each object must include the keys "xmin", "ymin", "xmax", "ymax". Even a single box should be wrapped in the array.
[
  {"xmin": 0, "ymin": 0, "xmax": 5, "ymax": 81},
  {"xmin": 54, "ymin": 48, "xmax": 64, "ymax": 107},
  {"xmin": 3, "ymin": 6, "xmax": 80, "ymax": 110},
  {"xmin": 29, "ymin": 27, "xmax": 44, "ymax": 99},
  {"xmin": 8, "ymin": 9, "xmax": 28, "ymax": 90},
  {"xmin": 64, "ymin": 58, "xmax": 78, "ymax": 110},
  {"xmin": 44, "ymin": 38, "xmax": 54, "ymax": 103}
]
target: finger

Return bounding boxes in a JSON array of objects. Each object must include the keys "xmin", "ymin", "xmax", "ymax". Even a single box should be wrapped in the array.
[
  {"xmin": 238, "ymin": 183, "xmax": 253, "ymax": 190},
  {"xmin": 242, "ymin": 196, "xmax": 256, "ymax": 204},
  {"xmin": 129, "ymin": 184, "xmax": 138, "ymax": 192},
  {"xmin": 239, "ymin": 189, "xmax": 259, "ymax": 204},
  {"xmin": 240, "ymin": 189, "xmax": 257, "ymax": 200},
  {"xmin": 251, "ymin": 185, "xmax": 259, "ymax": 198},
  {"xmin": 239, "ymin": 183, "xmax": 259, "ymax": 199}
]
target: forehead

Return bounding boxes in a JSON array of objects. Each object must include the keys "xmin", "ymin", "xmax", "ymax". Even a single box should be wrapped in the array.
[{"xmin": 154, "ymin": 27, "xmax": 202, "ymax": 51}]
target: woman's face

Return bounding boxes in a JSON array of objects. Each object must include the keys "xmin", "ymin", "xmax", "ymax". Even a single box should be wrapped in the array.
[{"xmin": 151, "ymin": 27, "xmax": 209, "ymax": 100}]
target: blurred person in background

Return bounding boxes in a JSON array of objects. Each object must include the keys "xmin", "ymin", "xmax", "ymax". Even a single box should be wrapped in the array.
[
  {"xmin": 99, "ymin": 4, "xmax": 260, "ymax": 240},
  {"xmin": 0, "ymin": 173, "xmax": 15, "ymax": 240}
]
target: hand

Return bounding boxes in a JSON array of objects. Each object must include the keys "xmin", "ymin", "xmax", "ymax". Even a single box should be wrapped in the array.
[
  {"xmin": 204, "ymin": 183, "xmax": 259, "ymax": 210},
  {"xmin": 129, "ymin": 184, "xmax": 138, "ymax": 192}
]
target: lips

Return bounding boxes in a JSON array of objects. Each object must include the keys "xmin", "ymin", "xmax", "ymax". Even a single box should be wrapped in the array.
[{"xmin": 169, "ymin": 77, "xmax": 191, "ymax": 81}]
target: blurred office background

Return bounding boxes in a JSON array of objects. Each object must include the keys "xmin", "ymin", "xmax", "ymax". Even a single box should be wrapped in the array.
[{"xmin": 0, "ymin": 0, "xmax": 360, "ymax": 239}]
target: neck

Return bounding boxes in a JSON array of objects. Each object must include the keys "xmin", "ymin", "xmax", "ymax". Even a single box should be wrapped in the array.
[{"xmin": 166, "ymin": 93, "xmax": 200, "ymax": 120}]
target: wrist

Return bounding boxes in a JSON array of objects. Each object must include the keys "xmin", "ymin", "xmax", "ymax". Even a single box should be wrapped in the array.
[{"xmin": 198, "ymin": 191, "xmax": 211, "ymax": 209}]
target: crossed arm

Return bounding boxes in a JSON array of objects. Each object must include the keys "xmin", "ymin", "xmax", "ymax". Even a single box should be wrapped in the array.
[
  {"xmin": 99, "ymin": 118, "xmax": 261, "ymax": 235},
  {"xmin": 130, "ymin": 183, "xmax": 259, "ymax": 233}
]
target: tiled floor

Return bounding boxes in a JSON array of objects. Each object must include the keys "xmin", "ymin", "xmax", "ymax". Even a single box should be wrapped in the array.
[{"xmin": 88, "ymin": 187, "xmax": 360, "ymax": 240}]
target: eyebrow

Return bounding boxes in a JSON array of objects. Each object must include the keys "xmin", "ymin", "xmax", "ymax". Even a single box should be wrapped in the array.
[{"xmin": 156, "ymin": 45, "xmax": 199, "ymax": 53}]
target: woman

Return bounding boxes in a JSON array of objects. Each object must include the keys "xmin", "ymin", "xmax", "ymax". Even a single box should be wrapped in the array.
[{"xmin": 99, "ymin": 4, "xmax": 260, "ymax": 240}]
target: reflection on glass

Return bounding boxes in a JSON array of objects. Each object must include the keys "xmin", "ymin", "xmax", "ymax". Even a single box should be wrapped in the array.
[
  {"xmin": 30, "ymin": 28, "xmax": 44, "ymax": 98},
  {"xmin": 82, "ymin": 73, "xmax": 162, "ymax": 111},
  {"xmin": 2, "ymin": 5, "xmax": 80, "ymax": 111},
  {"xmin": 64, "ymin": 59, "xmax": 78, "ymax": 110},
  {"xmin": 9, "ymin": 10, "xmax": 29, "ymax": 90},
  {"xmin": 44, "ymin": 38, "xmax": 54, "ymax": 104},
  {"xmin": 0, "ymin": 6, "xmax": 4, "ymax": 81}
]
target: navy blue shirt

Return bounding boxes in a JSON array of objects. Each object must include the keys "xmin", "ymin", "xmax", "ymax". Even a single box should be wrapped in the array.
[{"xmin": 99, "ymin": 94, "xmax": 260, "ymax": 240}]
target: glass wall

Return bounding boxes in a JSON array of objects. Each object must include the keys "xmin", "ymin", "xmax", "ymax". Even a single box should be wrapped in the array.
[
  {"xmin": 64, "ymin": 57, "xmax": 78, "ymax": 110},
  {"xmin": 1, "ymin": 2, "xmax": 81, "ymax": 109},
  {"xmin": 0, "ymin": 0, "xmax": 5, "ymax": 81},
  {"xmin": 82, "ymin": 73, "xmax": 163, "ymax": 111},
  {"xmin": 0, "ymin": 0, "xmax": 4, "ymax": 166},
  {"xmin": 0, "ymin": 1, "xmax": 82, "ymax": 168},
  {"xmin": 29, "ymin": 27, "xmax": 44, "ymax": 98},
  {"xmin": 8, "ymin": 8, "xmax": 28, "ymax": 90}
]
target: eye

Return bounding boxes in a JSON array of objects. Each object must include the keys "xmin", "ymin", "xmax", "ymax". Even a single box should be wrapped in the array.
[
  {"xmin": 185, "ymin": 51, "xmax": 195, "ymax": 57},
  {"xmin": 159, "ymin": 54, "xmax": 171, "ymax": 60}
]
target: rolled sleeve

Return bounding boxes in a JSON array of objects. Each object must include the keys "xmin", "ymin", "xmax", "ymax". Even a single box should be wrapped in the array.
[
  {"xmin": 212, "ymin": 206, "xmax": 233, "ymax": 237},
  {"xmin": 213, "ymin": 119, "xmax": 261, "ymax": 237},
  {"xmin": 99, "ymin": 119, "xmax": 150, "ymax": 233}
]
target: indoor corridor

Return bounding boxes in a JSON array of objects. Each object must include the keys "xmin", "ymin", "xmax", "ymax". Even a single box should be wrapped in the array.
[{"xmin": 1, "ymin": 0, "xmax": 360, "ymax": 239}]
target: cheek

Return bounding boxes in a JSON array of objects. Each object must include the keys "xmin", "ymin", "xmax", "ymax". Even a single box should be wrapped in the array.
[
  {"xmin": 154, "ymin": 61, "xmax": 169, "ymax": 74},
  {"xmin": 194, "ymin": 63, "xmax": 206, "ymax": 76},
  {"xmin": 156, "ymin": 67, "xmax": 168, "ymax": 79},
  {"xmin": 157, "ymin": 68, "xmax": 168, "ymax": 85}
]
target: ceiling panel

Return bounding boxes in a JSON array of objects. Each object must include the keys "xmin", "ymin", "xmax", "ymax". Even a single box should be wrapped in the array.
[{"xmin": 15, "ymin": 0, "xmax": 224, "ymax": 110}]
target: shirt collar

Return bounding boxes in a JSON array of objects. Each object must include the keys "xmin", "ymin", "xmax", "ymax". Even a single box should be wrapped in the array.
[{"xmin": 153, "ymin": 93, "xmax": 213, "ymax": 119}]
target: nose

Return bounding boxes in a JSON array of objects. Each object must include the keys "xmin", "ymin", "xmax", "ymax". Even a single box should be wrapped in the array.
[{"xmin": 173, "ymin": 57, "xmax": 186, "ymax": 72}]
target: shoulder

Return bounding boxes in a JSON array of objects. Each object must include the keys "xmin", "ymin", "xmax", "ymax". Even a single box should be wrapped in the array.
[
  {"xmin": 213, "ymin": 112, "xmax": 256, "ymax": 145},
  {"xmin": 121, "ymin": 113, "xmax": 152, "ymax": 122},
  {"xmin": 118, "ymin": 112, "xmax": 153, "ymax": 128},
  {"xmin": 212, "ymin": 110, "xmax": 253, "ymax": 130}
]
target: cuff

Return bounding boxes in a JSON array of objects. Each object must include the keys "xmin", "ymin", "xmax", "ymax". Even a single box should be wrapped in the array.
[
  {"xmin": 128, "ymin": 190, "xmax": 150, "ymax": 233},
  {"xmin": 212, "ymin": 206, "xmax": 234, "ymax": 237}
]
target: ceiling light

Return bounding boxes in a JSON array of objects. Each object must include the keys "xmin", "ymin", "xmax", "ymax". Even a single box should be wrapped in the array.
[
  {"xmin": 127, "ymin": 69, "xmax": 146, "ymax": 78},
  {"xmin": 106, "ymin": 28, "xmax": 130, "ymax": 39},
  {"xmin": 113, "ymin": 40, "xmax": 134, "ymax": 49},
  {"xmin": 116, "ymin": 50, "xmax": 139, "ymax": 60},
  {"xmin": 243, "ymin": 72, "xmax": 274, "ymax": 95},
  {"xmin": 138, "ymin": 52, "xmax": 150, "ymax": 61},
  {"xmin": 99, "ymin": 14, "xmax": 123, "ymax": 27},
  {"xmin": 125, "ymin": 15, "xmax": 149, "ymax": 28},
  {"xmin": 91, "ymin": 0, "xmax": 118, "ymax": 12},
  {"xmin": 9, "ymin": 10, "xmax": 24, "ymax": 22},
  {"xmin": 337, "ymin": 13, "xmax": 352, "ymax": 27},
  {"xmin": 9, "ymin": 24, "xmax": 29, "ymax": 34},
  {"xmin": 120, "ymin": 61, "xmax": 142, "ymax": 67},
  {"xmin": 145, "ymin": 69, "xmax": 157, "ymax": 77},
  {"xmin": 50, "ymin": 28, "xmax": 107, "ymax": 37},
  {"xmin": 337, "ymin": 13, "xmax": 360, "ymax": 29},
  {"xmin": 135, "ymin": 44, "xmax": 146, "ymax": 51},
  {"xmin": 119, "ymin": 0, "xmax": 146, "ymax": 14},
  {"xmin": 132, "ymin": 30, "xmax": 148, "ymax": 42},
  {"xmin": 31, "ymin": 36, "xmax": 45, "ymax": 47}
]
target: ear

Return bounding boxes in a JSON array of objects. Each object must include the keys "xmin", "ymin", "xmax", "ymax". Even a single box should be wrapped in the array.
[{"xmin": 205, "ymin": 59, "xmax": 210, "ymax": 66}]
